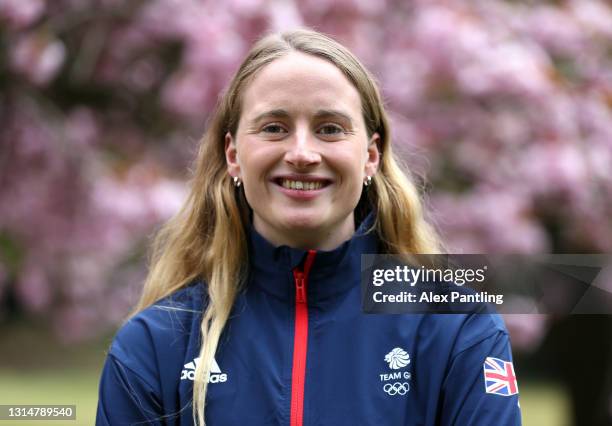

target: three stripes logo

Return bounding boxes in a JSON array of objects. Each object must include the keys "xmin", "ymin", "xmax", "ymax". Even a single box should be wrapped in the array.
[{"xmin": 180, "ymin": 357, "xmax": 228, "ymax": 383}]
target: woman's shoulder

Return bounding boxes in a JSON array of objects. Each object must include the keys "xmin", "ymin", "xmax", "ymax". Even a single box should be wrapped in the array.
[
  {"xmin": 107, "ymin": 282, "xmax": 206, "ymax": 377},
  {"xmin": 421, "ymin": 311, "xmax": 510, "ymax": 358},
  {"xmin": 455, "ymin": 311, "xmax": 508, "ymax": 351},
  {"xmin": 118, "ymin": 282, "xmax": 206, "ymax": 337}
]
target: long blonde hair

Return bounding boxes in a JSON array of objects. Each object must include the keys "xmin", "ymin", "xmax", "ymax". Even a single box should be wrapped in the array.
[{"xmin": 133, "ymin": 28, "xmax": 440, "ymax": 425}]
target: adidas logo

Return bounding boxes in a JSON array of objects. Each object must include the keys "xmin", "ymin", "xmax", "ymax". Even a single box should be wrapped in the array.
[{"xmin": 180, "ymin": 357, "xmax": 228, "ymax": 383}]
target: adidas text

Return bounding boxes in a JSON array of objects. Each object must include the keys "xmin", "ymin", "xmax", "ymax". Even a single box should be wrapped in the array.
[
  {"xmin": 180, "ymin": 370, "xmax": 227, "ymax": 383},
  {"xmin": 180, "ymin": 357, "xmax": 228, "ymax": 383}
]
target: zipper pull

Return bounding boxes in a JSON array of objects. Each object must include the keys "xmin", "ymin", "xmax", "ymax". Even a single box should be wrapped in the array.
[
  {"xmin": 294, "ymin": 272, "xmax": 306, "ymax": 303},
  {"xmin": 293, "ymin": 250, "xmax": 316, "ymax": 305}
]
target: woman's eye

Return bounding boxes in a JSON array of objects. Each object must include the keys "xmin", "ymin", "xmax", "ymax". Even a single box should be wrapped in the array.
[
  {"xmin": 261, "ymin": 124, "xmax": 287, "ymax": 134},
  {"xmin": 318, "ymin": 124, "xmax": 344, "ymax": 135}
]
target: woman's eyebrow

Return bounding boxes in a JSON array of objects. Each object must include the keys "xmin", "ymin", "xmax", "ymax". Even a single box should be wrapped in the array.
[
  {"xmin": 251, "ymin": 108, "xmax": 354, "ymax": 125},
  {"xmin": 251, "ymin": 109, "xmax": 291, "ymax": 124},
  {"xmin": 313, "ymin": 109, "xmax": 354, "ymax": 126}
]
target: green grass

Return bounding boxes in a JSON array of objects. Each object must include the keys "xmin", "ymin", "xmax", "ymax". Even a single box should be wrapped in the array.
[
  {"xmin": 0, "ymin": 322, "xmax": 110, "ymax": 425},
  {"xmin": 520, "ymin": 381, "xmax": 571, "ymax": 426},
  {"xmin": 0, "ymin": 369, "xmax": 101, "ymax": 425}
]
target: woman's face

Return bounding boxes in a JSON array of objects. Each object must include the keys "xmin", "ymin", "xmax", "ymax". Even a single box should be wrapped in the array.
[{"xmin": 225, "ymin": 52, "xmax": 379, "ymax": 250}]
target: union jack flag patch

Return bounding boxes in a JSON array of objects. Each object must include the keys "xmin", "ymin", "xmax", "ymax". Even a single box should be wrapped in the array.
[{"xmin": 483, "ymin": 357, "xmax": 518, "ymax": 396}]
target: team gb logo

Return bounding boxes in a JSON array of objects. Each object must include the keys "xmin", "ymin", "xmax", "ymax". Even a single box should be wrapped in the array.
[{"xmin": 385, "ymin": 347, "xmax": 411, "ymax": 370}]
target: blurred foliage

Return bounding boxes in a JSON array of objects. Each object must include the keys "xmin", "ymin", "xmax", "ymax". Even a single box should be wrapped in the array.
[{"xmin": 0, "ymin": 0, "xmax": 611, "ymax": 341}]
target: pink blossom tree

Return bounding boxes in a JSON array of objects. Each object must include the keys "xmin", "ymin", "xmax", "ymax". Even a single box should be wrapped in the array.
[{"xmin": 1, "ymin": 0, "xmax": 611, "ymax": 342}]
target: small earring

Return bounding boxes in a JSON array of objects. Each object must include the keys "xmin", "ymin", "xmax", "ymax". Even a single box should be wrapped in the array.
[
  {"xmin": 233, "ymin": 176, "xmax": 242, "ymax": 187},
  {"xmin": 364, "ymin": 175, "xmax": 372, "ymax": 187}
]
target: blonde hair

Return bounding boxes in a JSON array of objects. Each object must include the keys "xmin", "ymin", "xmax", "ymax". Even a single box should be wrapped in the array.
[{"xmin": 132, "ymin": 28, "xmax": 440, "ymax": 425}]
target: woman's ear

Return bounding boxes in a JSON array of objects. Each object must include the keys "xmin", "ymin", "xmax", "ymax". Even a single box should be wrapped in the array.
[
  {"xmin": 225, "ymin": 132, "xmax": 240, "ymax": 177},
  {"xmin": 365, "ymin": 132, "xmax": 380, "ymax": 178}
]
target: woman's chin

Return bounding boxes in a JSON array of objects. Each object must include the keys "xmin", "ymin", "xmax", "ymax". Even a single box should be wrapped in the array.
[{"xmin": 281, "ymin": 215, "xmax": 323, "ymax": 232}]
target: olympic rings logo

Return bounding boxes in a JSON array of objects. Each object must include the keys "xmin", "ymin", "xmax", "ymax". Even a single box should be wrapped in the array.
[{"xmin": 383, "ymin": 382, "xmax": 410, "ymax": 396}]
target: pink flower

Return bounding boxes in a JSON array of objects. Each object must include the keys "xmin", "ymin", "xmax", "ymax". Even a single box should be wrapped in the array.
[
  {"xmin": 522, "ymin": 6, "xmax": 585, "ymax": 55},
  {"xmin": 268, "ymin": 0, "xmax": 303, "ymax": 32},
  {"xmin": 15, "ymin": 263, "xmax": 52, "ymax": 313},
  {"xmin": 431, "ymin": 191, "xmax": 550, "ymax": 254},
  {"xmin": 227, "ymin": 0, "xmax": 267, "ymax": 17},
  {"xmin": 0, "ymin": 0, "xmax": 45, "ymax": 30},
  {"xmin": 161, "ymin": 69, "xmax": 212, "ymax": 119},
  {"xmin": 457, "ymin": 41, "xmax": 554, "ymax": 97},
  {"xmin": 148, "ymin": 179, "xmax": 188, "ymax": 221},
  {"xmin": 65, "ymin": 108, "xmax": 100, "ymax": 147},
  {"xmin": 502, "ymin": 313, "xmax": 548, "ymax": 352},
  {"xmin": 571, "ymin": 0, "xmax": 612, "ymax": 39},
  {"xmin": 380, "ymin": 50, "xmax": 429, "ymax": 110},
  {"xmin": 11, "ymin": 33, "xmax": 66, "ymax": 86},
  {"xmin": 517, "ymin": 142, "xmax": 589, "ymax": 200}
]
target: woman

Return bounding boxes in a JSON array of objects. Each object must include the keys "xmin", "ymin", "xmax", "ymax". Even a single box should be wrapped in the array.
[{"xmin": 97, "ymin": 29, "xmax": 521, "ymax": 425}]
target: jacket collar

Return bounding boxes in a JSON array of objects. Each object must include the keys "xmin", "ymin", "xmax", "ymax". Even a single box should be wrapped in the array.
[{"xmin": 247, "ymin": 212, "xmax": 379, "ymax": 303}]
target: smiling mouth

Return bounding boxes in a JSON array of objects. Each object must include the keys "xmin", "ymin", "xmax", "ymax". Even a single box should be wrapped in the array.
[{"xmin": 274, "ymin": 178, "xmax": 331, "ymax": 191}]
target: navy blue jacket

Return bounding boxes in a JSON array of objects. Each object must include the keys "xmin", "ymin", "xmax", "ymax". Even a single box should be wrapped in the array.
[{"xmin": 97, "ymin": 215, "xmax": 522, "ymax": 425}]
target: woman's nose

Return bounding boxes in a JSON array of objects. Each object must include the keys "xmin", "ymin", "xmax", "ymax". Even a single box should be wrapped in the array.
[{"xmin": 284, "ymin": 128, "xmax": 321, "ymax": 168}]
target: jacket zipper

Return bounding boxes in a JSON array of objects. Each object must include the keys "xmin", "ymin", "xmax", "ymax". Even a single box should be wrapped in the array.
[{"xmin": 290, "ymin": 250, "xmax": 317, "ymax": 426}]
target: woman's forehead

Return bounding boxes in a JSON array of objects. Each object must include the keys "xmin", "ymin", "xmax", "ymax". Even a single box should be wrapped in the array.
[{"xmin": 240, "ymin": 52, "xmax": 362, "ymax": 120}]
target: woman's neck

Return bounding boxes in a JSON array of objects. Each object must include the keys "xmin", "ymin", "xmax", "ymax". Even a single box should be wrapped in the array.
[{"xmin": 252, "ymin": 215, "xmax": 356, "ymax": 251}]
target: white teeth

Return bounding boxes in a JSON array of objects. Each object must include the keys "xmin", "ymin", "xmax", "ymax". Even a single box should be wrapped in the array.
[{"xmin": 280, "ymin": 179, "xmax": 323, "ymax": 190}]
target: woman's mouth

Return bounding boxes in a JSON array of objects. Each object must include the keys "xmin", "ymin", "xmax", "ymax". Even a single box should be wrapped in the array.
[
  {"xmin": 279, "ymin": 179, "xmax": 324, "ymax": 191},
  {"xmin": 274, "ymin": 177, "xmax": 332, "ymax": 191},
  {"xmin": 272, "ymin": 176, "xmax": 332, "ymax": 199}
]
